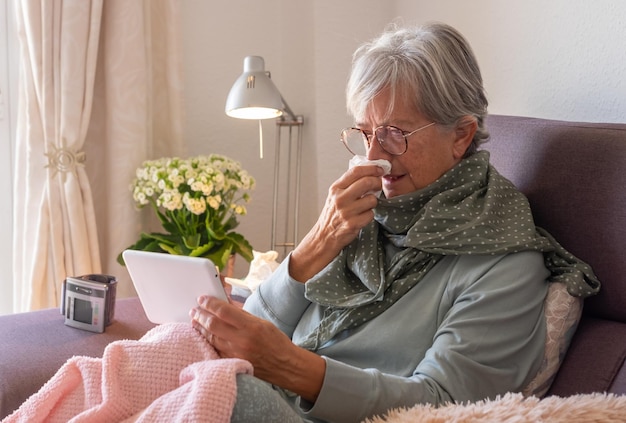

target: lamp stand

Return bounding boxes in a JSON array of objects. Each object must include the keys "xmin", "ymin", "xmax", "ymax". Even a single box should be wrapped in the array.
[{"xmin": 271, "ymin": 114, "xmax": 304, "ymax": 257}]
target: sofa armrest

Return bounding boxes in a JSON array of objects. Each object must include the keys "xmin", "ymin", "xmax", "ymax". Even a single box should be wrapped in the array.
[{"xmin": 0, "ymin": 297, "xmax": 155, "ymax": 419}]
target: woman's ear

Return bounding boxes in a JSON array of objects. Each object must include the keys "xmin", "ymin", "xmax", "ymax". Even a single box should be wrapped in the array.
[{"xmin": 452, "ymin": 117, "xmax": 478, "ymax": 159}]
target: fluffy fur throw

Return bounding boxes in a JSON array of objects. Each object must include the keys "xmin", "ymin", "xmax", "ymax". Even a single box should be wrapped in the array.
[{"xmin": 364, "ymin": 392, "xmax": 626, "ymax": 423}]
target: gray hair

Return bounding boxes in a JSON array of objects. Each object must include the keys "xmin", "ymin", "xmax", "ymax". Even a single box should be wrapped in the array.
[{"xmin": 346, "ymin": 22, "xmax": 489, "ymax": 154}]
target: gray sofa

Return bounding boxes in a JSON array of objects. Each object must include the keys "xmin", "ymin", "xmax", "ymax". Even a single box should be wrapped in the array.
[
  {"xmin": 1, "ymin": 114, "xmax": 625, "ymax": 419},
  {"xmin": 484, "ymin": 115, "xmax": 626, "ymax": 396}
]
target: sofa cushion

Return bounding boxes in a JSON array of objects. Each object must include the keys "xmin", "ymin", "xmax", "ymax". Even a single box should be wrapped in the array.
[
  {"xmin": 484, "ymin": 115, "xmax": 626, "ymax": 323},
  {"xmin": 547, "ymin": 317, "xmax": 626, "ymax": 395},
  {"xmin": 522, "ymin": 282, "xmax": 582, "ymax": 397}
]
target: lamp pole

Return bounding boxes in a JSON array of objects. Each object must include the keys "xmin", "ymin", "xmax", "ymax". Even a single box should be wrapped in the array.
[{"xmin": 271, "ymin": 114, "xmax": 304, "ymax": 256}]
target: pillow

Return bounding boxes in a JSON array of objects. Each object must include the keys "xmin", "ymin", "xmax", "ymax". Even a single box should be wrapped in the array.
[{"xmin": 522, "ymin": 282, "xmax": 583, "ymax": 397}]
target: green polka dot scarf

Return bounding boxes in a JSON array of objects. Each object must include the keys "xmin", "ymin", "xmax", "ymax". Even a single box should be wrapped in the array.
[{"xmin": 298, "ymin": 151, "xmax": 600, "ymax": 351}]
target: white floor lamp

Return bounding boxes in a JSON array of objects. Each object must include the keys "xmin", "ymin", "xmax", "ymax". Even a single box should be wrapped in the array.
[{"xmin": 225, "ymin": 56, "xmax": 304, "ymax": 256}]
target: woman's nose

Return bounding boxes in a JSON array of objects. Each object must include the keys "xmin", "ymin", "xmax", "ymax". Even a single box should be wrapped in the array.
[{"xmin": 366, "ymin": 135, "xmax": 392, "ymax": 160}]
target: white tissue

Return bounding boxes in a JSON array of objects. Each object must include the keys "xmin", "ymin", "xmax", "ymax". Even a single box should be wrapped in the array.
[
  {"xmin": 224, "ymin": 250, "xmax": 280, "ymax": 297},
  {"xmin": 348, "ymin": 155, "xmax": 391, "ymax": 197},
  {"xmin": 348, "ymin": 155, "xmax": 392, "ymax": 175}
]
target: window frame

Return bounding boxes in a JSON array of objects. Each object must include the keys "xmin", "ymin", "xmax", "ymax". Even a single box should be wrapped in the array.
[{"xmin": 0, "ymin": 0, "xmax": 19, "ymax": 315}]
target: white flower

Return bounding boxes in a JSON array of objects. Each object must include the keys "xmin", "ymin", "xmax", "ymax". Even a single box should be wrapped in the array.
[
  {"xmin": 201, "ymin": 182, "xmax": 214, "ymax": 196},
  {"xmin": 207, "ymin": 195, "xmax": 221, "ymax": 210},
  {"xmin": 183, "ymin": 193, "xmax": 207, "ymax": 215},
  {"xmin": 158, "ymin": 190, "xmax": 183, "ymax": 211},
  {"xmin": 130, "ymin": 153, "xmax": 255, "ymax": 234},
  {"xmin": 134, "ymin": 191, "xmax": 148, "ymax": 205},
  {"xmin": 190, "ymin": 180, "xmax": 204, "ymax": 192}
]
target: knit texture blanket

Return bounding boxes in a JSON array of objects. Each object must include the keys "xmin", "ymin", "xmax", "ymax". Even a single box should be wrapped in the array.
[
  {"xmin": 2, "ymin": 323, "xmax": 253, "ymax": 423},
  {"xmin": 364, "ymin": 392, "xmax": 626, "ymax": 423}
]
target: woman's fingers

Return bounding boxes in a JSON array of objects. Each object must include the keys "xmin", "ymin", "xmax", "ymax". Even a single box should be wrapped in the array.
[
  {"xmin": 191, "ymin": 296, "xmax": 294, "ymax": 371},
  {"xmin": 319, "ymin": 166, "xmax": 382, "ymax": 240},
  {"xmin": 191, "ymin": 296, "xmax": 242, "ymax": 343},
  {"xmin": 190, "ymin": 296, "xmax": 324, "ymax": 400},
  {"xmin": 287, "ymin": 165, "xmax": 385, "ymax": 283},
  {"xmin": 334, "ymin": 164, "xmax": 384, "ymax": 200},
  {"xmin": 191, "ymin": 296, "xmax": 271, "ymax": 352}
]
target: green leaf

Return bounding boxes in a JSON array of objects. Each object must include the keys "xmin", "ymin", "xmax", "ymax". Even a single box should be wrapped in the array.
[
  {"xmin": 161, "ymin": 220, "xmax": 180, "ymax": 235},
  {"xmin": 189, "ymin": 241, "xmax": 214, "ymax": 257},
  {"xmin": 158, "ymin": 243, "xmax": 182, "ymax": 255},
  {"xmin": 223, "ymin": 215, "xmax": 239, "ymax": 232},
  {"xmin": 228, "ymin": 232, "xmax": 254, "ymax": 263},
  {"xmin": 205, "ymin": 243, "xmax": 234, "ymax": 272},
  {"xmin": 117, "ymin": 233, "xmax": 171, "ymax": 265},
  {"xmin": 183, "ymin": 233, "xmax": 201, "ymax": 249},
  {"xmin": 142, "ymin": 232, "xmax": 178, "ymax": 246},
  {"xmin": 206, "ymin": 223, "xmax": 226, "ymax": 241},
  {"xmin": 155, "ymin": 208, "xmax": 171, "ymax": 227}
]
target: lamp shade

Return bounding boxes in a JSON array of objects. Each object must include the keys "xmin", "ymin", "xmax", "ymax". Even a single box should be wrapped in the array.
[{"xmin": 225, "ymin": 56, "xmax": 283, "ymax": 120}]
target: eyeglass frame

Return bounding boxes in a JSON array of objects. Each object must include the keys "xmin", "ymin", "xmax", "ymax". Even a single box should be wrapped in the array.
[{"xmin": 340, "ymin": 122, "xmax": 436, "ymax": 156}]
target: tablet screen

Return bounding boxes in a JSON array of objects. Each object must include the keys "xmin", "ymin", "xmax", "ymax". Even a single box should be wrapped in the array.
[{"xmin": 122, "ymin": 250, "xmax": 228, "ymax": 324}]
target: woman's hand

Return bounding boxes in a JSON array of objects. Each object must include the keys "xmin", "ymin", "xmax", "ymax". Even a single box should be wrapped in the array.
[
  {"xmin": 191, "ymin": 296, "xmax": 326, "ymax": 402},
  {"xmin": 289, "ymin": 164, "xmax": 383, "ymax": 283}
]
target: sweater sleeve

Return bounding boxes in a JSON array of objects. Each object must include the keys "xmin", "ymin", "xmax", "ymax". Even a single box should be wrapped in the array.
[
  {"xmin": 299, "ymin": 251, "xmax": 550, "ymax": 423},
  {"xmin": 243, "ymin": 254, "xmax": 312, "ymax": 337}
]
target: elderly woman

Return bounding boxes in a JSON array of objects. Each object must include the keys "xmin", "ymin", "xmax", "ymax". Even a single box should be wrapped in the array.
[{"xmin": 192, "ymin": 22, "xmax": 598, "ymax": 423}]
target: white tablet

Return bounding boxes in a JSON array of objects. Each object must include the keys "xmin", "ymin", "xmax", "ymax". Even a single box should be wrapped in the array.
[{"xmin": 122, "ymin": 250, "xmax": 228, "ymax": 324}]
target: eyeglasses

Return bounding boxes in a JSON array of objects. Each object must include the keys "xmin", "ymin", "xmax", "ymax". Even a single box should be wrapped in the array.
[{"xmin": 340, "ymin": 122, "xmax": 435, "ymax": 156}]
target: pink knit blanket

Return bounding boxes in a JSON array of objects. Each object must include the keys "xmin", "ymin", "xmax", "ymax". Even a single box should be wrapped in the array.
[{"xmin": 3, "ymin": 323, "xmax": 253, "ymax": 423}]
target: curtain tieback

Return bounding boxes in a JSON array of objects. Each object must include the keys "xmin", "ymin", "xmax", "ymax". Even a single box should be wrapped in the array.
[{"xmin": 45, "ymin": 141, "xmax": 86, "ymax": 180}]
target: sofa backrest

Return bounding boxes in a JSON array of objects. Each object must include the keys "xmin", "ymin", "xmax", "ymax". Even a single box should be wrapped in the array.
[{"xmin": 483, "ymin": 115, "xmax": 626, "ymax": 395}]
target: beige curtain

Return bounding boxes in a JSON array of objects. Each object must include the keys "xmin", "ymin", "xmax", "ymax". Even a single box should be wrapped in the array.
[
  {"xmin": 13, "ymin": 0, "xmax": 104, "ymax": 311},
  {"xmin": 13, "ymin": 0, "xmax": 185, "ymax": 312},
  {"xmin": 84, "ymin": 0, "xmax": 186, "ymax": 300}
]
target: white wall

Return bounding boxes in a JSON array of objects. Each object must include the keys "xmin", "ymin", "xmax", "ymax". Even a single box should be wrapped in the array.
[
  {"xmin": 181, "ymin": 0, "xmax": 626, "ymax": 272},
  {"xmin": 397, "ymin": 0, "xmax": 626, "ymax": 122}
]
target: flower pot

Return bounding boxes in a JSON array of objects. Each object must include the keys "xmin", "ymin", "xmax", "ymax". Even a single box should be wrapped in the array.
[{"xmin": 221, "ymin": 254, "xmax": 236, "ymax": 279}]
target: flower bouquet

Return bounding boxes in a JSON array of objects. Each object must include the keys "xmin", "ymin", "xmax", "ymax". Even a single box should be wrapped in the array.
[{"xmin": 118, "ymin": 154, "xmax": 255, "ymax": 272}]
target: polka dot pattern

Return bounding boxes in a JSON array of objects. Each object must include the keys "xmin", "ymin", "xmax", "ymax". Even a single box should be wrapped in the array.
[{"xmin": 298, "ymin": 151, "xmax": 600, "ymax": 351}]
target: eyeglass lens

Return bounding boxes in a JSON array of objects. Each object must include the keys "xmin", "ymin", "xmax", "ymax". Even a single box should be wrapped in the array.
[{"xmin": 341, "ymin": 126, "xmax": 406, "ymax": 156}]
